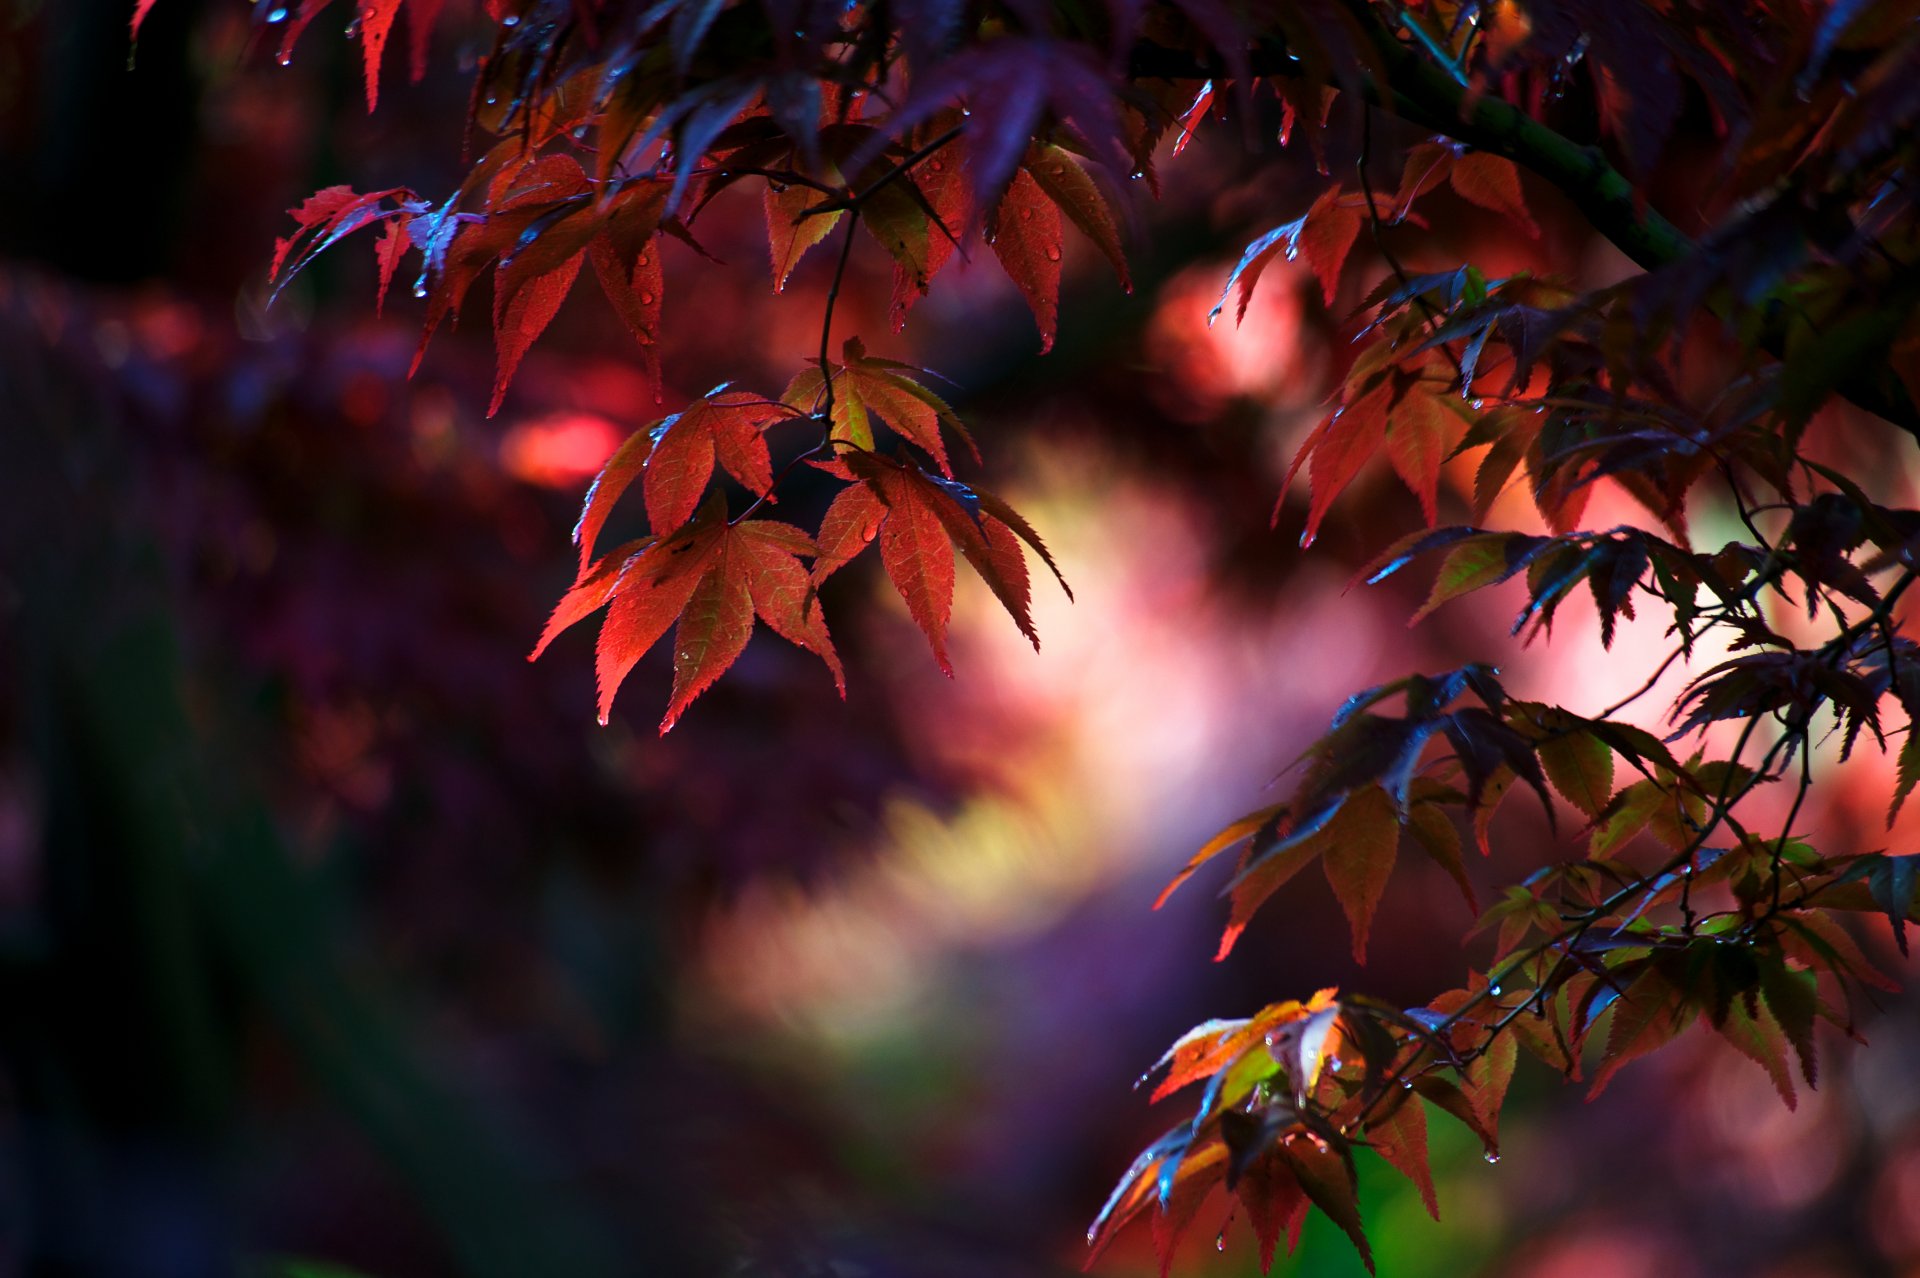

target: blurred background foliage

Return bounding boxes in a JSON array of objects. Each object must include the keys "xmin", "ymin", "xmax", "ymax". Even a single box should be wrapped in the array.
[{"xmin": 0, "ymin": 3, "xmax": 1916, "ymax": 1276}]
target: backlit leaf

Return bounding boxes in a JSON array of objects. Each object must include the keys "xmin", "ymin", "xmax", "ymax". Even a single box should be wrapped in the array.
[{"xmin": 988, "ymin": 168, "xmax": 1064, "ymax": 353}]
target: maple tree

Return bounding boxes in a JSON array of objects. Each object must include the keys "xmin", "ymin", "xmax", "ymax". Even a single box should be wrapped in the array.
[{"xmin": 132, "ymin": 0, "xmax": 1920, "ymax": 1269}]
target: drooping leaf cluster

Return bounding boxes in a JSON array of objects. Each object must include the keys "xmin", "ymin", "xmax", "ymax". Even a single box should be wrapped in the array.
[{"xmin": 146, "ymin": 0, "xmax": 1920, "ymax": 1266}]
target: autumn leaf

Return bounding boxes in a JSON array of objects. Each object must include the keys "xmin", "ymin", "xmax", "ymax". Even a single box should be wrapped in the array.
[
  {"xmin": 1369, "ymin": 1093, "xmax": 1439, "ymax": 1219},
  {"xmin": 1537, "ymin": 727, "xmax": 1615, "ymax": 819},
  {"xmin": 1279, "ymin": 1138, "xmax": 1371, "ymax": 1271},
  {"xmin": 823, "ymin": 454, "xmax": 1065, "ymax": 673},
  {"xmin": 989, "ymin": 168, "xmax": 1065, "ymax": 353},
  {"xmin": 1449, "ymin": 152, "xmax": 1540, "ymax": 238},
  {"xmin": 1383, "ymin": 380, "xmax": 1459, "ymax": 526},
  {"xmin": 581, "ymin": 501, "xmax": 843, "ymax": 729},
  {"xmin": 1320, "ymin": 786, "xmax": 1400, "ymax": 964},
  {"xmin": 642, "ymin": 390, "xmax": 791, "ymax": 534},
  {"xmin": 783, "ymin": 339, "xmax": 975, "ymax": 473},
  {"xmin": 490, "ymin": 251, "xmax": 584, "ymax": 416},
  {"xmin": 1023, "ymin": 144, "xmax": 1131, "ymax": 290},
  {"xmin": 1237, "ymin": 1148, "xmax": 1311, "ymax": 1273},
  {"xmin": 356, "ymin": 0, "xmax": 404, "ymax": 112},
  {"xmin": 766, "ymin": 183, "xmax": 842, "ymax": 292}
]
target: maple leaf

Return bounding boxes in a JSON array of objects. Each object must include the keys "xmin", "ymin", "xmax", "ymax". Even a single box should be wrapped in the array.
[
  {"xmin": 766, "ymin": 183, "xmax": 842, "ymax": 293},
  {"xmin": 816, "ymin": 455, "xmax": 1067, "ymax": 674},
  {"xmin": 989, "ymin": 168, "xmax": 1066, "ymax": 352},
  {"xmin": 490, "ymin": 251, "xmax": 583, "ymax": 417},
  {"xmin": 783, "ymin": 339, "xmax": 976, "ymax": 473},
  {"xmin": 533, "ymin": 499, "xmax": 841, "ymax": 730},
  {"xmin": 640, "ymin": 390, "xmax": 791, "ymax": 534},
  {"xmin": 851, "ymin": 38, "xmax": 1130, "ymax": 221},
  {"xmin": 355, "ymin": 0, "xmax": 403, "ymax": 112}
]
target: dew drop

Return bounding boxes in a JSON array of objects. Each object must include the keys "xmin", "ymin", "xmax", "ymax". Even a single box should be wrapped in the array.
[
  {"xmin": 638, "ymin": 292, "xmax": 656, "ymax": 305},
  {"xmin": 1216, "ymin": 1230, "xmax": 1227, "ymax": 1252},
  {"xmin": 1044, "ymin": 246, "xmax": 1061, "ymax": 261},
  {"xmin": 1020, "ymin": 207, "xmax": 1034, "ymax": 221},
  {"xmin": 266, "ymin": 5, "xmax": 288, "ymax": 21},
  {"xmin": 412, "ymin": 281, "xmax": 429, "ymax": 299},
  {"xmin": 501, "ymin": 13, "xmax": 520, "ymax": 25},
  {"xmin": 485, "ymin": 94, "xmax": 498, "ymax": 105},
  {"xmin": 1087, "ymin": 1228, "xmax": 1097, "ymax": 1244},
  {"xmin": 1484, "ymin": 1152, "xmax": 1501, "ymax": 1164},
  {"xmin": 276, "ymin": 50, "xmax": 293, "ymax": 65},
  {"xmin": 929, "ymin": 159, "xmax": 944, "ymax": 172},
  {"xmin": 343, "ymin": 17, "xmax": 361, "ymax": 38},
  {"xmin": 1326, "ymin": 1056, "xmax": 1342, "ymax": 1073},
  {"xmin": 1489, "ymin": 984, "xmax": 1502, "ymax": 997},
  {"xmin": 1401, "ymin": 1078, "xmax": 1415, "ymax": 1090}
]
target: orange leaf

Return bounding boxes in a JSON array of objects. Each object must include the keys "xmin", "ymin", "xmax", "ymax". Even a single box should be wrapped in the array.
[
  {"xmin": 766, "ymin": 184, "xmax": 842, "ymax": 292},
  {"xmin": 1384, "ymin": 384, "xmax": 1455, "ymax": 526},
  {"xmin": 591, "ymin": 506, "xmax": 842, "ymax": 728},
  {"xmin": 1449, "ymin": 152, "xmax": 1539, "ymax": 237},
  {"xmin": 1297, "ymin": 188, "xmax": 1362, "ymax": 306}
]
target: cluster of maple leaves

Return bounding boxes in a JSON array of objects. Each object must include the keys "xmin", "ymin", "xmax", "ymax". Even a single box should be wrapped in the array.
[{"xmin": 137, "ymin": 0, "xmax": 1920, "ymax": 1269}]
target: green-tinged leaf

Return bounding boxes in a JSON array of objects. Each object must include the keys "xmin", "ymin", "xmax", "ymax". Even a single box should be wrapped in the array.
[
  {"xmin": 1588, "ymin": 968, "xmax": 1696, "ymax": 1098},
  {"xmin": 766, "ymin": 185, "xmax": 841, "ymax": 292},
  {"xmin": 1463, "ymin": 1028, "xmax": 1518, "ymax": 1145},
  {"xmin": 1759, "ymin": 956, "xmax": 1819, "ymax": 1087},
  {"xmin": 1715, "ymin": 995, "xmax": 1797, "ymax": 1108},
  {"xmin": 1869, "ymin": 853, "xmax": 1920, "ymax": 954},
  {"xmin": 1891, "ymin": 731, "xmax": 1920, "ymax": 825},
  {"xmin": 1538, "ymin": 729, "xmax": 1615, "ymax": 819},
  {"xmin": 1591, "ymin": 779, "xmax": 1663, "ymax": 858},
  {"xmin": 1411, "ymin": 533, "xmax": 1547, "ymax": 623}
]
